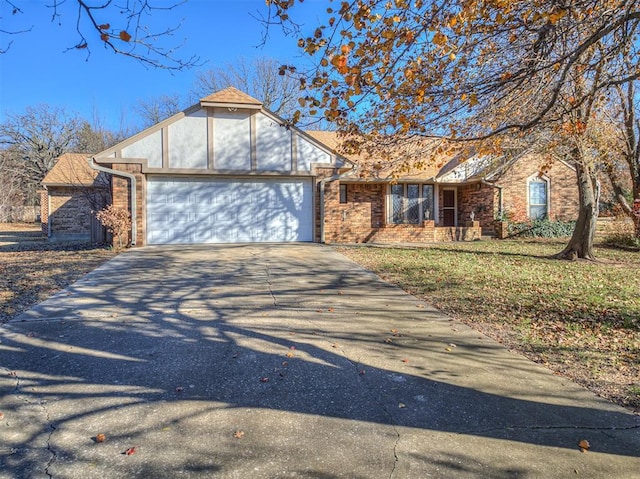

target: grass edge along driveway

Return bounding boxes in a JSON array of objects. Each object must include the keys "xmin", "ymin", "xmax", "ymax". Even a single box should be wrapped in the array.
[{"xmin": 337, "ymin": 240, "xmax": 640, "ymax": 413}]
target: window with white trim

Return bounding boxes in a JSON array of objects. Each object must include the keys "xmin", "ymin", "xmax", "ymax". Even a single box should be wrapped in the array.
[
  {"xmin": 529, "ymin": 178, "xmax": 548, "ymax": 219},
  {"xmin": 390, "ymin": 184, "xmax": 434, "ymax": 224}
]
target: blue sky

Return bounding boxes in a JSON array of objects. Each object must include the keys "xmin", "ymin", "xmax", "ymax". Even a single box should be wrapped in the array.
[{"xmin": 0, "ymin": 0, "xmax": 326, "ymax": 131}]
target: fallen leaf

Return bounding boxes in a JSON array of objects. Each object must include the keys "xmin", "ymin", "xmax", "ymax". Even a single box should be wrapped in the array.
[
  {"xmin": 124, "ymin": 446, "xmax": 137, "ymax": 455},
  {"xmin": 289, "ymin": 346, "xmax": 296, "ymax": 350},
  {"xmin": 259, "ymin": 377, "xmax": 269, "ymax": 383},
  {"xmin": 281, "ymin": 361, "xmax": 289, "ymax": 367},
  {"xmin": 328, "ymin": 307, "xmax": 335, "ymax": 312},
  {"xmin": 8, "ymin": 371, "xmax": 16, "ymax": 377},
  {"xmin": 445, "ymin": 347, "xmax": 452, "ymax": 352},
  {"xmin": 95, "ymin": 433, "xmax": 106, "ymax": 443},
  {"xmin": 384, "ymin": 338, "xmax": 393, "ymax": 344},
  {"xmin": 233, "ymin": 430, "xmax": 245, "ymax": 439},
  {"xmin": 0, "ymin": 412, "xmax": 4, "ymax": 420},
  {"xmin": 286, "ymin": 352, "xmax": 294, "ymax": 358},
  {"xmin": 578, "ymin": 439, "xmax": 590, "ymax": 452},
  {"xmin": 175, "ymin": 386, "xmax": 184, "ymax": 392},
  {"xmin": 398, "ymin": 403, "xmax": 406, "ymax": 408},
  {"xmin": 401, "ymin": 359, "xmax": 409, "ymax": 363},
  {"xmin": 359, "ymin": 370, "xmax": 366, "ymax": 375}
]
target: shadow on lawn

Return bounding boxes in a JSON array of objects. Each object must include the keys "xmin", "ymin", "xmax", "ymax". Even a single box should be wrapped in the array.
[{"xmin": 1, "ymin": 244, "xmax": 638, "ymax": 477}]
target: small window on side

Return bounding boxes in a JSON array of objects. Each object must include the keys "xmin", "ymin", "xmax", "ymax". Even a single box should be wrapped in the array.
[{"xmin": 339, "ymin": 184, "xmax": 348, "ymax": 204}]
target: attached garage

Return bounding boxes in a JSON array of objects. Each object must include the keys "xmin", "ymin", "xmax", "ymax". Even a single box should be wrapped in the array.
[{"xmin": 146, "ymin": 177, "xmax": 314, "ymax": 244}]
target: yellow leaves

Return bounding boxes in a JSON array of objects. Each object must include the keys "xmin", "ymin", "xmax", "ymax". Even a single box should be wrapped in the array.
[
  {"xmin": 332, "ymin": 53, "xmax": 349, "ymax": 74},
  {"xmin": 501, "ymin": 71, "xmax": 513, "ymax": 81},
  {"xmin": 432, "ymin": 31, "xmax": 448, "ymax": 47},
  {"xmin": 578, "ymin": 439, "xmax": 590, "ymax": 452},
  {"xmin": 469, "ymin": 93, "xmax": 479, "ymax": 106},
  {"xmin": 548, "ymin": 9, "xmax": 566, "ymax": 24}
]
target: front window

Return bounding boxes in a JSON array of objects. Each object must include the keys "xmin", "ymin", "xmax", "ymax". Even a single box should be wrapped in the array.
[
  {"xmin": 389, "ymin": 183, "xmax": 434, "ymax": 224},
  {"xmin": 529, "ymin": 179, "xmax": 548, "ymax": 219}
]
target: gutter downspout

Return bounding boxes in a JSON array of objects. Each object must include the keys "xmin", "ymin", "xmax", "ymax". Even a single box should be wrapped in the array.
[
  {"xmin": 319, "ymin": 161, "xmax": 359, "ymax": 243},
  {"xmin": 88, "ymin": 157, "xmax": 138, "ymax": 246}
]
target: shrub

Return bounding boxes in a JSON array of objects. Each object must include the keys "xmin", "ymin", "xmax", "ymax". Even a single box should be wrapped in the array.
[
  {"xmin": 600, "ymin": 216, "xmax": 640, "ymax": 250},
  {"xmin": 95, "ymin": 205, "xmax": 131, "ymax": 249},
  {"xmin": 507, "ymin": 218, "xmax": 576, "ymax": 238}
]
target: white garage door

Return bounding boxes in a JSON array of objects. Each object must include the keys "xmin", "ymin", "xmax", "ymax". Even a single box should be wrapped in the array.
[{"xmin": 147, "ymin": 177, "xmax": 314, "ymax": 244}]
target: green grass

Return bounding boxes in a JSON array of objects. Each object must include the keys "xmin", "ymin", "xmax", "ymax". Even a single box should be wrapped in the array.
[{"xmin": 338, "ymin": 239, "xmax": 640, "ymax": 411}]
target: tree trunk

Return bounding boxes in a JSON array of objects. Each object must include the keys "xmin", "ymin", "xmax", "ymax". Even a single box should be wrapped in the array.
[
  {"xmin": 633, "ymin": 196, "xmax": 640, "ymax": 238},
  {"xmin": 555, "ymin": 161, "xmax": 599, "ymax": 260}
]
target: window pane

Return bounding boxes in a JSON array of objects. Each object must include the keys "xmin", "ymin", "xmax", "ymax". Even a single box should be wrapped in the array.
[
  {"xmin": 339, "ymin": 184, "xmax": 347, "ymax": 204},
  {"xmin": 529, "ymin": 181, "xmax": 547, "ymax": 205},
  {"xmin": 407, "ymin": 184, "xmax": 420, "ymax": 223},
  {"xmin": 529, "ymin": 180, "xmax": 547, "ymax": 219},
  {"xmin": 422, "ymin": 185, "xmax": 434, "ymax": 221},
  {"xmin": 530, "ymin": 205, "xmax": 547, "ymax": 219},
  {"xmin": 391, "ymin": 184, "xmax": 404, "ymax": 223}
]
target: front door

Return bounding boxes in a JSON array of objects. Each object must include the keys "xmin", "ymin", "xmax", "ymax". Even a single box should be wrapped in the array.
[{"xmin": 442, "ymin": 189, "xmax": 456, "ymax": 226}]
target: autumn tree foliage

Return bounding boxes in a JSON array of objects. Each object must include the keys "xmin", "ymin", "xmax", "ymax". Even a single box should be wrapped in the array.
[{"xmin": 269, "ymin": 0, "xmax": 640, "ymax": 259}]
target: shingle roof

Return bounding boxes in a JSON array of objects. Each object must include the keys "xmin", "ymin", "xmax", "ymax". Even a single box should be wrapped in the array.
[
  {"xmin": 42, "ymin": 153, "xmax": 103, "ymax": 186},
  {"xmin": 200, "ymin": 87, "xmax": 262, "ymax": 106},
  {"xmin": 305, "ymin": 130, "xmax": 446, "ymax": 181}
]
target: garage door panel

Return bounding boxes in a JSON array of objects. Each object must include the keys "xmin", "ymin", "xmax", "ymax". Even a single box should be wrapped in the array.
[{"xmin": 147, "ymin": 177, "xmax": 313, "ymax": 244}]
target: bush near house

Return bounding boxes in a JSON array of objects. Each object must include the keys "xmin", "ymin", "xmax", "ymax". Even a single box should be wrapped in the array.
[{"xmin": 507, "ymin": 218, "xmax": 577, "ymax": 238}]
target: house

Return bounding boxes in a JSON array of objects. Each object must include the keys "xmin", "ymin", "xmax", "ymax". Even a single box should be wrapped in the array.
[
  {"xmin": 40, "ymin": 153, "xmax": 110, "ymax": 243},
  {"xmin": 40, "ymin": 87, "xmax": 579, "ymax": 245}
]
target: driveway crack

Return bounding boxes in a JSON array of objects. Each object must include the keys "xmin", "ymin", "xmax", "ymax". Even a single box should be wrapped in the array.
[{"xmin": 4, "ymin": 368, "xmax": 58, "ymax": 478}]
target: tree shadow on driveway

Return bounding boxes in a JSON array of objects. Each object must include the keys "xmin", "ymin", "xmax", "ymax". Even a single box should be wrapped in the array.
[{"xmin": 1, "ymin": 244, "xmax": 638, "ymax": 478}]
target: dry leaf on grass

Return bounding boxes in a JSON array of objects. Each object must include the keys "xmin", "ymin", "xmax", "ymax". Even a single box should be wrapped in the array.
[
  {"xmin": 233, "ymin": 430, "xmax": 245, "ymax": 439},
  {"xmin": 578, "ymin": 439, "xmax": 590, "ymax": 452},
  {"xmin": 95, "ymin": 433, "xmax": 106, "ymax": 443}
]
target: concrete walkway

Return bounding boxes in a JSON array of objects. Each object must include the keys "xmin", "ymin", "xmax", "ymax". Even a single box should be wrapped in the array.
[{"xmin": 0, "ymin": 244, "xmax": 638, "ymax": 478}]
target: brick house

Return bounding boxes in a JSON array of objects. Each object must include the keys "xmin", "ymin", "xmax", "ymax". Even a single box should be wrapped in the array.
[
  {"xmin": 41, "ymin": 87, "xmax": 579, "ymax": 245},
  {"xmin": 41, "ymin": 153, "xmax": 110, "ymax": 242}
]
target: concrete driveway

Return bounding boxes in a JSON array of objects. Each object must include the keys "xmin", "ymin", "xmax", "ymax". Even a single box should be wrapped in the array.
[{"xmin": 1, "ymin": 244, "xmax": 638, "ymax": 478}]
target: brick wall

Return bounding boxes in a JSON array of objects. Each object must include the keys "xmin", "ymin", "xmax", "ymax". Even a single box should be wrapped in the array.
[
  {"xmin": 47, "ymin": 187, "xmax": 95, "ymax": 241},
  {"xmin": 496, "ymin": 155, "xmax": 579, "ymax": 222},
  {"xmin": 320, "ymin": 178, "xmax": 482, "ymax": 243},
  {"xmin": 110, "ymin": 163, "xmax": 146, "ymax": 246},
  {"xmin": 458, "ymin": 184, "xmax": 496, "ymax": 234},
  {"xmin": 39, "ymin": 190, "xmax": 48, "ymax": 234}
]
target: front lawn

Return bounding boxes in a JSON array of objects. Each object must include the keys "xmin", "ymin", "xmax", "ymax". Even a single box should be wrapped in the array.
[
  {"xmin": 0, "ymin": 223, "xmax": 117, "ymax": 323},
  {"xmin": 338, "ymin": 240, "xmax": 640, "ymax": 412}
]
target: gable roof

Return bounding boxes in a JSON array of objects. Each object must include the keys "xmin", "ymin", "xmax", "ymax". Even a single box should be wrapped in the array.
[
  {"xmin": 42, "ymin": 153, "xmax": 105, "ymax": 187},
  {"xmin": 306, "ymin": 130, "xmax": 447, "ymax": 181},
  {"xmin": 200, "ymin": 87, "xmax": 262, "ymax": 109}
]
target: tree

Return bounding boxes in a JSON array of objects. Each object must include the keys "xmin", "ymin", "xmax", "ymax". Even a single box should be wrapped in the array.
[
  {"xmin": 134, "ymin": 94, "xmax": 184, "ymax": 129},
  {"xmin": 0, "ymin": 0, "xmax": 199, "ymax": 70},
  {"xmin": 0, "ymin": 105, "xmax": 84, "ymax": 206},
  {"xmin": 604, "ymin": 80, "xmax": 640, "ymax": 237},
  {"xmin": 192, "ymin": 57, "xmax": 301, "ymax": 117},
  {"xmin": 0, "ymin": 104, "xmax": 124, "ymax": 210},
  {"xmin": 269, "ymin": 0, "xmax": 640, "ymax": 259}
]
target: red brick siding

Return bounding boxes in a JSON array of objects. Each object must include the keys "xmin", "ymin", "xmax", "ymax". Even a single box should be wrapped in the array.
[
  {"xmin": 496, "ymin": 155, "xmax": 579, "ymax": 222},
  {"xmin": 458, "ymin": 184, "xmax": 496, "ymax": 234},
  {"xmin": 47, "ymin": 187, "xmax": 95, "ymax": 240},
  {"xmin": 110, "ymin": 163, "xmax": 146, "ymax": 246},
  {"xmin": 39, "ymin": 190, "xmax": 48, "ymax": 234},
  {"xmin": 320, "ymin": 178, "xmax": 481, "ymax": 243}
]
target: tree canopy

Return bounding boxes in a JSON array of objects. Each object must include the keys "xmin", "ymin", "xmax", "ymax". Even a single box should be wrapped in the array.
[{"xmin": 271, "ymin": 0, "xmax": 639, "ymax": 142}]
